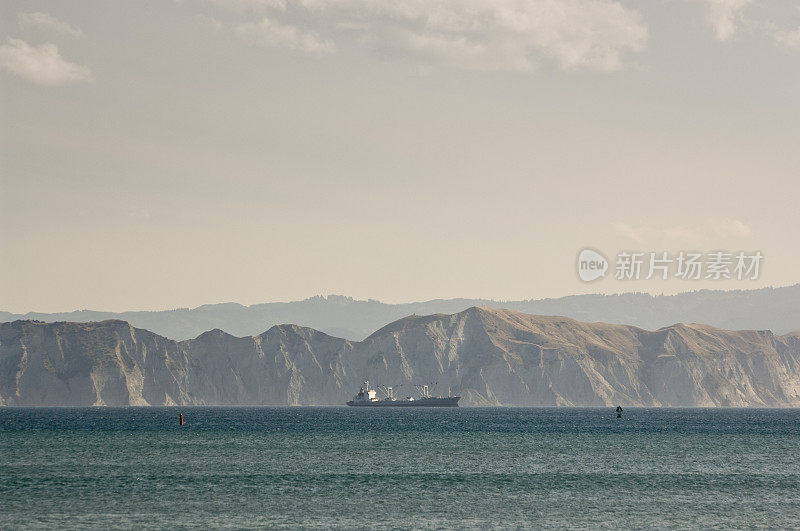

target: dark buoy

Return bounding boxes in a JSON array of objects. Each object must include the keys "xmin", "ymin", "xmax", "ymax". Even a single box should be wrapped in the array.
[
  {"xmin": 179, "ymin": 413, "xmax": 184, "ymax": 426},
  {"xmin": 616, "ymin": 405, "xmax": 623, "ymax": 418}
]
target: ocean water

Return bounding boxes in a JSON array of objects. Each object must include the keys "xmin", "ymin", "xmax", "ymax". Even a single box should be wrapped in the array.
[{"xmin": 1, "ymin": 407, "xmax": 799, "ymax": 529}]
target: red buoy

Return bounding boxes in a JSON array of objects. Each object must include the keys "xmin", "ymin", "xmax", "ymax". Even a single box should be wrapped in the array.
[{"xmin": 179, "ymin": 413, "xmax": 184, "ymax": 426}]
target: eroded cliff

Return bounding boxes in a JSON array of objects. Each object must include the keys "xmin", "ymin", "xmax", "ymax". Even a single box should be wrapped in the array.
[{"xmin": 2, "ymin": 307, "xmax": 799, "ymax": 406}]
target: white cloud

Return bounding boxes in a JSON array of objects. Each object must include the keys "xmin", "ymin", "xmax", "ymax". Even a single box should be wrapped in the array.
[
  {"xmin": 235, "ymin": 17, "xmax": 335, "ymax": 55},
  {"xmin": 18, "ymin": 12, "xmax": 84, "ymax": 39},
  {"xmin": 0, "ymin": 38, "xmax": 93, "ymax": 86},
  {"xmin": 631, "ymin": 219, "xmax": 756, "ymax": 243},
  {"xmin": 775, "ymin": 26, "xmax": 800, "ymax": 52},
  {"xmin": 614, "ymin": 219, "xmax": 753, "ymax": 244},
  {"xmin": 690, "ymin": 1, "xmax": 800, "ymax": 54},
  {"xmin": 217, "ymin": 0, "xmax": 648, "ymax": 71},
  {"xmin": 388, "ymin": 29, "xmax": 526, "ymax": 71},
  {"xmin": 691, "ymin": 0, "xmax": 754, "ymax": 41},
  {"xmin": 613, "ymin": 222, "xmax": 649, "ymax": 243},
  {"xmin": 713, "ymin": 218, "xmax": 753, "ymax": 239}
]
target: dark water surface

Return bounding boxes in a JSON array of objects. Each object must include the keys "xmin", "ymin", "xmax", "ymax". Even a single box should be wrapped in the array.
[{"xmin": 2, "ymin": 407, "xmax": 799, "ymax": 529}]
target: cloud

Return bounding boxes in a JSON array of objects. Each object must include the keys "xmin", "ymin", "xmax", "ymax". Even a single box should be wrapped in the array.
[
  {"xmin": 688, "ymin": 1, "xmax": 800, "ymax": 55},
  {"xmin": 387, "ymin": 30, "xmax": 526, "ymax": 71},
  {"xmin": 613, "ymin": 222, "xmax": 649, "ymax": 243},
  {"xmin": 775, "ymin": 26, "xmax": 800, "ymax": 52},
  {"xmin": 712, "ymin": 218, "xmax": 753, "ymax": 239},
  {"xmin": 215, "ymin": 0, "xmax": 648, "ymax": 71},
  {"xmin": 0, "ymin": 38, "xmax": 93, "ymax": 86},
  {"xmin": 612, "ymin": 219, "xmax": 754, "ymax": 245},
  {"xmin": 18, "ymin": 12, "xmax": 84, "ymax": 39},
  {"xmin": 659, "ymin": 219, "xmax": 756, "ymax": 242},
  {"xmin": 692, "ymin": 0, "xmax": 754, "ymax": 41},
  {"xmin": 235, "ymin": 17, "xmax": 336, "ymax": 55}
]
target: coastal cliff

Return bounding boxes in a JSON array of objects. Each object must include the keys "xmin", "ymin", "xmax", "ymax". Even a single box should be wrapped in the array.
[{"xmin": 2, "ymin": 307, "xmax": 800, "ymax": 406}]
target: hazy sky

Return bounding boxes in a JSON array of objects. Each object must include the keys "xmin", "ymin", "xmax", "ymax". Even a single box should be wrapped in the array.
[{"xmin": 1, "ymin": 0, "xmax": 799, "ymax": 313}]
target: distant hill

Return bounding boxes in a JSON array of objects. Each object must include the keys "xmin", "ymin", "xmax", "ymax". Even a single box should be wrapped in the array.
[
  {"xmin": 3, "ymin": 307, "xmax": 800, "ymax": 407},
  {"xmin": 1, "ymin": 284, "xmax": 799, "ymax": 341}
]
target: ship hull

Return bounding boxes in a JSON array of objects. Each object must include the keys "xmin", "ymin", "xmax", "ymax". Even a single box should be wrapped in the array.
[{"xmin": 346, "ymin": 397, "xmax": 460, "ymax": 407}]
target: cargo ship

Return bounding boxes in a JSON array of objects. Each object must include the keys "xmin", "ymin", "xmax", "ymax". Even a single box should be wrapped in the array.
[{"xmin": 346, "ymin": 381, "xmax": 460, "ymax": 407}]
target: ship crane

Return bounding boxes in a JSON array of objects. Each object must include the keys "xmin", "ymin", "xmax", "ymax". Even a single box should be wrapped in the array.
[
  {"xmin": 376, "ymin": 384, "xmax": 402, "ymax": 400},
  {"xmin": 415, "ymin": 382, "xmax": 439, "ymax": 398}
]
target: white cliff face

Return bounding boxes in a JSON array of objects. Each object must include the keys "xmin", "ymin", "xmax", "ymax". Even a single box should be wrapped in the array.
[
  {"xmin": 2, "ymin": 307, "xmax": 800, "ymax": 406},
  {"xmin": 0, "ymin": 320, "xmax": 187, "ymax": 406}
]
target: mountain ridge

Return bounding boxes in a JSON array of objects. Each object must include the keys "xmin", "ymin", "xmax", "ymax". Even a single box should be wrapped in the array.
[{"xmin": 2, "ymin": 284, "xmax": 799, "ymax": 341}]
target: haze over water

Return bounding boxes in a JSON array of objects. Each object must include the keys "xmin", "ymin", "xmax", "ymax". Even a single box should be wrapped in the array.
[{"xmin": 2, "ymin": 407, "xmax": 799, "ymax": 528}]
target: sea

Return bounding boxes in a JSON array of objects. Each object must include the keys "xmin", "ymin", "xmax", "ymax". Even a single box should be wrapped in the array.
[{"xmin": 1, "ymin": 407, "xmax": 799, "ymax": 529}]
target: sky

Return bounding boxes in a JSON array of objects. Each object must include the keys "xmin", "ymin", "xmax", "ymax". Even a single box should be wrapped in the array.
[{"xmin": 1, "ymin": 0, "xmax": 799, "ymax": 313}]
